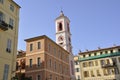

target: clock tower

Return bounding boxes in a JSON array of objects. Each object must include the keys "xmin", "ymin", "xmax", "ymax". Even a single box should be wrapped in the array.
[{"xmin": 55, "ymin": 11, "xmax": 75, "ymax": 80}]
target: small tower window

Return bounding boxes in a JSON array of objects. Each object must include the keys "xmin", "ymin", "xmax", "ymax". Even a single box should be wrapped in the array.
[
  {"xmin": 58, "ymin": 22, "xmax": 63, "ymax": 31},
  {"xmin": 67, "ymin": 23, "xmax": 70, "ymax": 32}
]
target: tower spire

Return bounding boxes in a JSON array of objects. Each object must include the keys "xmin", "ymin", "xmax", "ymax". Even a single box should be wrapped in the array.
[{"xmin": 60, "ymin": 10, "xmax": 64, "ymax": 16}]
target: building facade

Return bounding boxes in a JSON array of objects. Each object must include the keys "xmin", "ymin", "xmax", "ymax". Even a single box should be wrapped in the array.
[
  {"xmin": 25, "ymin": 35, "xmax": 70, "ymax": 80},
  {"xmin": 79, "ymin": 46, "xmax": 120, "ymax": 80},
  {"xmin": 74, "ymin": 56, "xmax": 81, "ymax": 80},
  {"xmin": 16, "ymin": 50, "xmax": 26, "ymax": 79},
  {"xmin": 0, "ymin": 0, "xmax": 20, "ymax": 79},
  {"xmin": 55, "ymin": 11, "xmax": 75, "ymax": 80}
]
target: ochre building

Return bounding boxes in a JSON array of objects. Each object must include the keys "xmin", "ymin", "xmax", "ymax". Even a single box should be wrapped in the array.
[
  {"xmin": 25, "ymin": 35, "xmax": 70, "ymax": 80},
  {"xmin": 0, "ymin": 0, "xmax": 20, "ymax": 79},
  {"xmin": 79, "ymin": 46, "xmax": 120, "ymax": 80}
]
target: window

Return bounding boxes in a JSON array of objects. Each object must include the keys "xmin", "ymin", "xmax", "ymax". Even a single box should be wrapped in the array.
[
  {"xmin": 100, "ymin": 52, "xmax": 103, "ymax": 55},
  {"xmin": 95, "ymin": 61, "xmax": 98, "ymax": 66},
  {"xmin": 75, "ymin": 61, "xmax": 79, "ymax": 65},
  {"xmin": 10, "ymin": 4, "xmax": 14, "ymax": 12},
  {"xmin": 76, "ymin": 68, "xmax": 80, "ymax": 72},
  {"xmin": 0, "ymin": 11, "xmax": 4, "ymax": 21},
  {"xmin": 58, "ymin": 22, "xmax": 63, "ymax": 31},
  {"xmin": 6, "ymin": 39, "xmax": 12, "ymax": 53},
  {"xmin": 49, "ymin": 59, "xmax": 52, "ymax": 68},
  {"xmin": 83, "ymin": 55, "xmax": 85, "ymax": 58},
  {"xmin": 83, "ymin": 62, "xmax": 87, "ymax": 67},
  {"xmin": 94, "ymin": 53, "xmax": 97, "ymax": 56},
  {"xmin": 118, "ymin": 49, "xmax": 120, "ymax": 52},
  {"xmin": 89, "ymin": 61, "xmax": 94, "ymax": 67},
  {"xmin": 29, "ymin": 59, "xmax": 32, "ymax": 67},
  {"xmin": 106, "ymin": 59, "xmax": 110, "ymax": 64},
  {"xmin": 9, "ymin": 18, "xmax": 14, "ymax": 29},
  {"xmin": 0, "ymin": 0, "xmax": 3, "ymax": 4},
  {"xmin": 118, "ymin": 57, "xmax": 120, "ymax": 63},
  {"xmin": 110, "ymin": 50, "xmax": 113, "ymax": 53},
  {"xmin": 67, "ymin": 23, "xmax": 70, "ymax": 32},
  {"xmin": 3, "ymin": 64, "xmax": 9, "ymax": 80},
  {"xmin": 37, "ymin": 57, "xmax": 41, "ymax": 67},
  {"xmin": 91, "ymin": 71, "xmax": 95, "ymax": 77},
  {"xmin": 101, "ymin": 60, "xmax": 105, "ymax": 66},
  {"xmin": 77, "ymin": 75, "xmax": 80, "ymax": 80},
  {"xmin": 37, "ymin": 75, "xmax": 41, "ymax": 80},
  {"xmin": 38, "ymin": 42, "xmax": 41, "ymax": 49},
  {"xmin": 30, "ymin": 44, "xmax": 33, "ymax": 51},
  {"xmin": 96, "ymin": 70, "xmax": 101, "ymax": 76},
  {"xmin": 89, "ymin": 54, "xmax": 91, "ymax": 57},
  {"xmin": 54, "ymin": 48, "xmax": 56, "ymax": 56},
  {"xmin": 48, "ymin": 44, "xmax": 50, "ymax": 52},
  {"xmin": 105, "ymin": 51, "xmax": 108, "ymax": 54},
  {"xmin": 115, "ymin": 68, "xmax": 119, "ymax": 74},
  {"xmin": 54, "ymin": 61, "xmax": 56, "ymax": 70},
  {"xmin": 84, "ymin": 71, "xmax": 89, "ymax": 77}
]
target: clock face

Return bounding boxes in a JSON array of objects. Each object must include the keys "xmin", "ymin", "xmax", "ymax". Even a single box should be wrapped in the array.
[{"xmin": 58, "ymin": 36, "xmax": 64, "ymax": 41}]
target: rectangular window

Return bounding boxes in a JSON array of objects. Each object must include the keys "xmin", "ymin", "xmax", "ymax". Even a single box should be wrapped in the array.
[
  {"xmin": 0, "ymin": 12, "xmax": 4, "ymax": 21},
  {"xmin": 30, "ymin": 44, "xmax": 33, "ymax": 51},
  {"xmin": 84, "ymin": 71, "xmax": 89, "ymax": 77},
  {"xmin": 77, "ymin": 75, "xmax": 80, "ymax": 80},
  {"xmin": 37, "ymin": 75, "xmax": 41, "ymax": 80},
  {"xmin": 76, "ymin": 68, "xmax": 79, "ymax": 72},
  {"xmin": 118, "ymin": 49, "xmax": 120, "ymax": 52},
  {"xmin": 97, "ymin": 70, "xmax": 101, "ymax": 76},
  {"xmin": 89, "ymin": 61, "xmax": 94, "ymax": 67},
  {"xmin": 110, "ymin": 50, "xmax": 113, "ymax": 53},
  {"xmin": 118, "ymin": 57, "xmax": 120, "ymax": 63},
  {"xmin": 3, "ymin": 64, "xmax": 9, "ymax": 80},
  {"xmin": 91, "ymin": 70, "xmax": 95, "ymax": 77},
  {"xmin": 10, "ymin": 4, "xmax": 14, "ymax": 12},
  {"xmin": 29, "ymin": 59, "xmax": 32, "ymax": 67},
  {"xmin": 37, "ymin": 57, "xmax": 41, "ymax": 66},
  {"xmin": 38, "ymin": 42, "xmax": 41, "ymax": 49},
  {"xmin": 101, "ymin": 60, "xmax": 105, "ymax": 66},
  {"xmin": 55, "ymin": 61, "xmax": 56, "ymax": 70},
  {"xmin": 95, "ymin": 61, "xmax": 98, "ymax": 66},
  {"xmin": 9, "ymin": 18, "xmax": 14, "ymax": 29},
  {"xmin": 0, "ymin": 0, "xmax": 3, "ymax": 4},
  {"xmin": 50, "ymin": 59, "xmax": 52, "ymax": 68},
  {"xmin": 6, "ymin": 39, "xmax": 12, "ymax": 53},
  {"xmin": 83, "ymin": 62, "xmax": 87, "ymax": 67}
]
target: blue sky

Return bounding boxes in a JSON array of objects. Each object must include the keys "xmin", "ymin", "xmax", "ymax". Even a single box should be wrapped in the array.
[{"xmin": 14, "ymin": 0, "xmax": 120, "ymax": 55}]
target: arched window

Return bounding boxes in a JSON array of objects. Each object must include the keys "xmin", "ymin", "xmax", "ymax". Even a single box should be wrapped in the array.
[
  {"xmin": 58, "ymin": 22, "xmax": 63, "ymax": 31},
  {"xmin": 0, "ymin": 11, "xmax": 4, "ymax": 21}
]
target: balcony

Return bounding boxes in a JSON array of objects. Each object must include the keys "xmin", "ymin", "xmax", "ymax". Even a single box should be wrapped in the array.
[
  {"xmin": 79, "ymin": 52, "xmax": 120, "ymax": 61},
  {"xmin": 101, "ymin": 63, "xmax": 116, "ymax": 68},
  {"xmin": 0, "ymin": 20, "xmax": 8, "ymax": 31}
]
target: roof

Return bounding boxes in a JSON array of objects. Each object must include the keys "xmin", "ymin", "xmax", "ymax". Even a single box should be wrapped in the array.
[
  {"xmin": 55, "ymin": 11, "xmax": 70, "ymax": 22},
  {"xmin": 11, "ymin": 0, "xmax": 21, "ymax": 8},
  {"xmin": 24, "ymin": 35, "xmax": 70, "ymax": 54},
  {"xmin": 79, "ymin": 46, "xmax": 120, "ymax": 55}
]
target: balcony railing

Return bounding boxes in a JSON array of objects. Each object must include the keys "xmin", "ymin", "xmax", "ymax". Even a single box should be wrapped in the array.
[
  {"xmin": 101, "ymin": 63, "xmax": 116, "ymax": 68},
  {"xmin": 79, "ymin": 52, "xmax": 120, "ymax": 61},
  {"xmin": 0, "ymin": 20, "xmax": 8, "ymax": 31}
]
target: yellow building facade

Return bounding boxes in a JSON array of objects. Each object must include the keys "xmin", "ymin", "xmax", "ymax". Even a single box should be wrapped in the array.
[
  {"xmin": 0, "ymin": 0, "xmax": 20, "ymax": 79},
  {"xmin": 79, "ymin": 46, "xmax": 120, "ymax": 80},
  {"xmin": 74, "ymin": 56, "xmax": 81, "ymax": 80}
]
